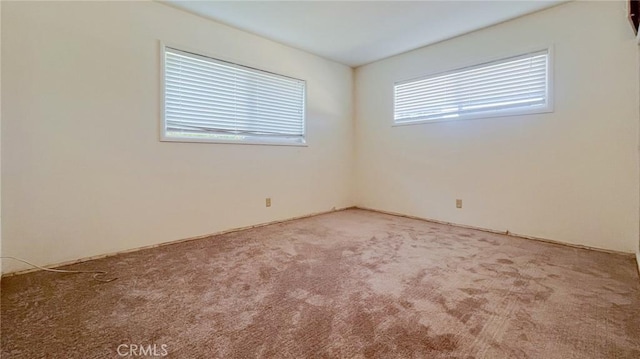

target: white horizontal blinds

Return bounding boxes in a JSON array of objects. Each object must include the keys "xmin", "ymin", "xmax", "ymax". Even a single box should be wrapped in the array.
[
  {"xmin": 164, "ymin": 47, "xmax": 305, "ymax": 141},
  {"xmin": 394, "ymin": 50, "xmax": 549, "ymax": 123}
]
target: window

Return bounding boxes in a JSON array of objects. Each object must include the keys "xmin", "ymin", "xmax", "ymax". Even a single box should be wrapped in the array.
[
  {"xmin": 394, "ymin": 49, "xmax": 551, "ymax": 125},
  {"xmin": 162, "ymin": 45, "xmax": 306, "ymax": 145}
]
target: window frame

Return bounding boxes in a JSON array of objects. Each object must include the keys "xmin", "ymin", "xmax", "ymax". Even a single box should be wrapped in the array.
[
  {"xmin": 160, "ymin": 42, "xmax": 308, "ymax": 146},
  {"xmin": 392, "ymin": 47, "xmax": 554, "ymax": 127}
]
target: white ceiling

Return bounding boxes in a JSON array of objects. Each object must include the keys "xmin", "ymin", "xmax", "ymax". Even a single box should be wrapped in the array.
[{"xmin": 164, "ymin": 1, "xmax": 567, "ymax": 67}]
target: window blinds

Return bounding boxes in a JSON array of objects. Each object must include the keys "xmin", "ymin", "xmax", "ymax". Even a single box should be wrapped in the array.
[
  {"xmin": 394, "ymin": 50, "xmax": 550, "ymax": 124},
  {"xmin": 163, "ymin": 46, "xmax": 306, "ymax": 144}
]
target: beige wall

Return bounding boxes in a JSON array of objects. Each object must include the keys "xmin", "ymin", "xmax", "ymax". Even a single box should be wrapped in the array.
[
  {"xmin": 355, "ymin": 1, "xmax": 640, "ymax": 253},
  {"xmin": 0, "ymin": 0, "xmax": 3, "ymax": 275},
  {"xmin": 1, "ymin": 1, "xmax": 354, "ymax": 273},
  {"xmin": 3, "ymin": 0, "xmax": 639, "ymax": 274}
]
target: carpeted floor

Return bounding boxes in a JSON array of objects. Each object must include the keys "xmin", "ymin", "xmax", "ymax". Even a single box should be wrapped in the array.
[{"xmin": 1, "ymin": 209, "xmax": 639, "ymax": 358}]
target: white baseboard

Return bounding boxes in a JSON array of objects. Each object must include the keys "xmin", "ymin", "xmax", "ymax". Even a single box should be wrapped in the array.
[
  {"xmin": 356, "ymin": 206, "xmax": 634, "ymax": 256},
  {"xmin": 1, "ymin": 206, "xmax": 355, "ymax": 278}
]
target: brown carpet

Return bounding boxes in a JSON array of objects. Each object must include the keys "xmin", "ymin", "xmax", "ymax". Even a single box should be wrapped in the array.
[{"xmin": 2, "ymin": 209, "xmax": 639, "ymax": 358}]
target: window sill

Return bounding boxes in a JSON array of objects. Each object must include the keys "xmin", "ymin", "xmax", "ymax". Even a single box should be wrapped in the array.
[
  {"xmin": 393, "ymin": 106, "xmax": 553, "ymax": 127},
  {"xmin": 160, "ymin": 136, "xmax": 308, "ymax": 147}
]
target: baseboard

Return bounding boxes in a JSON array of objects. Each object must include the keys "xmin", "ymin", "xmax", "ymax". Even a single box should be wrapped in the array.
[
  {"xmin": 636, "ymin": 251, "xmax": 640, "ymax": 278},
  {"xmin": 1, "ymin": 206, "xmax": 356, "ymax": 278},
  {"xmin": 355, "ymin": 206, "xmax": 635, "ymax": 257},
  {"xmin": 3, "ymin": 206, "xmax": 633, "ymax": 278}
]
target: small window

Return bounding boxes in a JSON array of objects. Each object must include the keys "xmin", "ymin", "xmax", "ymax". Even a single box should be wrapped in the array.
[
  {"xmin": 162, "ymin": 45, "xmax": 306, "ymax": 145},
  {"xmin": 394, "ymin": 49, "xmax": 551, "ymax": 125}
]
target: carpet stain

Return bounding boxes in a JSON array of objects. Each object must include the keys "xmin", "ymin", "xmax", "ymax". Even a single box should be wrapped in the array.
[{"xmin": 496, "ymin": 259, "xmax": 514, "ymax": 264}]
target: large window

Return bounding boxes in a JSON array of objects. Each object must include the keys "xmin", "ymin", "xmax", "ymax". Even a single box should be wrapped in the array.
[
  {"xmin": 162, "ymin": 45, "xmax": 306, "ymax": 145},
  {"xmin": 394, "ymin": 49, "xmax": 551, "ymax": 125}
]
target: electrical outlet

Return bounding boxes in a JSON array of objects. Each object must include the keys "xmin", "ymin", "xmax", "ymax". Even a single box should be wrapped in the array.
[
  {"xmin": 456, "ymin": 199, "xmax": 462, "ymax": 208},
  {"xmin": 266, "ymin": 198, "xmax": 271, "ymax": 207}
]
